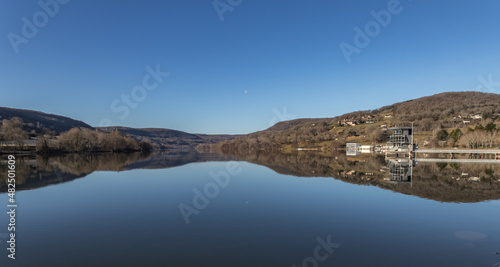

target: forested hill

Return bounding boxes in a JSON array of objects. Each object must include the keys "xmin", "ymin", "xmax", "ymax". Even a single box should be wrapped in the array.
[
  {"xmin": 377, "ymin": 91, "xmax": 500, "ymax": 123},
  {"xmin": 205, "ymin": 91, "xmax": 500, "ymax": 151},
  {"xmin": 0, "ymin": 107, "xmax": 92, "ymax": 134},
  {"xmin": 2, "ymin": 91, "xmax": 499, "ymax": 151},
  {"xmin": 97, "ymin": 127, "xmax": 241, "ymax": 149},
  {"xmin": 0, "ymin": 107, "xmax": 239, "ymax": 150}
]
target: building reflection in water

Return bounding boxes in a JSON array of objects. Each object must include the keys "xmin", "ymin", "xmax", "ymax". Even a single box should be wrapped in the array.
[{"xmin": 385, "ymin": 159, "xmax": 416, "ymax": 184}]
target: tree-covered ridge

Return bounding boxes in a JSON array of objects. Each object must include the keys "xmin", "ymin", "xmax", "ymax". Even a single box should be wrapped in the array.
[
  {"xmin": 0, "ymin": 107, "xmax": 240, "ymax": 151},
  {"xmin": 0, "ymin": 106, "xmax": 92, "ymax": 134},
  {"xmin": 204, "ymin": 92, "xmax": 500, "ymax": 152},
  {"xmin": 0, "ymin": 117, "xmax": 152, "ymax": 153}
]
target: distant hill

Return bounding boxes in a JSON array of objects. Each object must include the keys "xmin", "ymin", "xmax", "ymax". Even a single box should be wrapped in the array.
[
  {"xmin": 196, "ymin": 133, "xmax": 244, "ymax": 143},
  {"xmin": 3, "ymin": 91, "xmax": 499, "ymax": 151},
  {"xmin": 97, "ymin": 127, "xmax": 202, "ymax": 149},
  {"xmin": 379, "ymin": 91, "xmax": 500, "ymax": 115},
  {"xmin": 208, "ymin": 91, "xmax": 500, "ymax": 152},
  {"xmin": 0, "ymin": 107, "xmax": 92, "ymax": 134},
  {"xmin": 0, "ymin": 107, "xmax": 239, "ymax": 150},
  {"xmin": 272, "ymin": 91, "xmax": 500, "ymax": 133},
  {"xmin": 265, "ymin": 118, "xmax": 329, "ymax": 132},
  {"xmin": 96, "ymin": 127, "xmax": 241, "ymax": 150}
]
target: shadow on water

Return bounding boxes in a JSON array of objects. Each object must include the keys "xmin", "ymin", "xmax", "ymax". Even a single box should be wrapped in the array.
[{"xmin": 1, "ymin": 150, "xmax": 499, "ymax": 203}]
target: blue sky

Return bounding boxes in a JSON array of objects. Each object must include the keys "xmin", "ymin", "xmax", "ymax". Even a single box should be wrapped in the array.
[{"xmin": 1, "ymin": 0, "xmax": 499, "ymax": 134}]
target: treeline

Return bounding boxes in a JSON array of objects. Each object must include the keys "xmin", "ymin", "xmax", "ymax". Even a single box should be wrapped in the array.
[
  {"xmin": 0, "ymin": 117, "xmax": 152, "ymax": 153},
  {"xmin": 457, "ymin": 124, "xmax": 498, "ymax": 149},
  {"xmin": 38, "ymin": 127, "xmax": 153, "ymax": 153},
  {"xmin": 428, "ymin": 122, "xmax": 498, "ymax": 148}
]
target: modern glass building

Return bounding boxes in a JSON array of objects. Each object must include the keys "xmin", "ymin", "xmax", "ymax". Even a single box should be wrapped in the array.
[{"xmin": 387, "ymin": 127, "xmax": 413, "ymax": 151}]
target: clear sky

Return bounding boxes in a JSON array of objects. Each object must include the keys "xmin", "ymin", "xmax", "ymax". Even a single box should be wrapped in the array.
[{"xmin": 1, "ymin": 0, "xmax": 499, "ymax": 134}]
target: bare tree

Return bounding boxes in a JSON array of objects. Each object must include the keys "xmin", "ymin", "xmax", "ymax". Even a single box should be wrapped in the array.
[
  {"xmin": 459, "ymin": 130, "xmax": 489, "ymax": 148},
  {"xmin": 1, "ymin": 117, "xmax": 29, "ymax": 150},
  {"xmin": 487, "ymin": 130, "xmax": 499, "ymax": 148}
]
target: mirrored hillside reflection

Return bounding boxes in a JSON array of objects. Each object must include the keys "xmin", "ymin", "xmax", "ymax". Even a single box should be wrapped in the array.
[
  {"xmin": 217, "ymin": 150, "xmax": 500, "ymax": 203},
  {"xmin": 0, "ymin": 151, "xmax": 234, "ymax": 192},
  {"xmin": 2, "ymin": 151, "xmax": 499, "ymax": 202}
]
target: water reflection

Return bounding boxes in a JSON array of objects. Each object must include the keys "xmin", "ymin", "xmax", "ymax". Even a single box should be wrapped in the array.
[
  {"xmin": 1, "ymin": 150, "xmax": 499, "ymax": 202},
  {"xmin": 385, "ymin": 158, "xmax": 415, "ymax": 184},
  {"xmin": 219, "ymin": 151, "xmax": 500, "ymax": 203},
  {"xmin": 0, "ymin": 151, "xmax": 233, "ymax": 192}
]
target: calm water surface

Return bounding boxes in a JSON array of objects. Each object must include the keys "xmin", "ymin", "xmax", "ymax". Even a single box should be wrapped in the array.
[{"xmin": 1, "ymin": 152, "xmax": 499, "ymax": 266}]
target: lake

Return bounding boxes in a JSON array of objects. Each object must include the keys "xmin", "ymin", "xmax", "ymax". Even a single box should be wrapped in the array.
[{"xmin": 1, "ymin": 151, "xmax": 500, "ymax": 266}]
